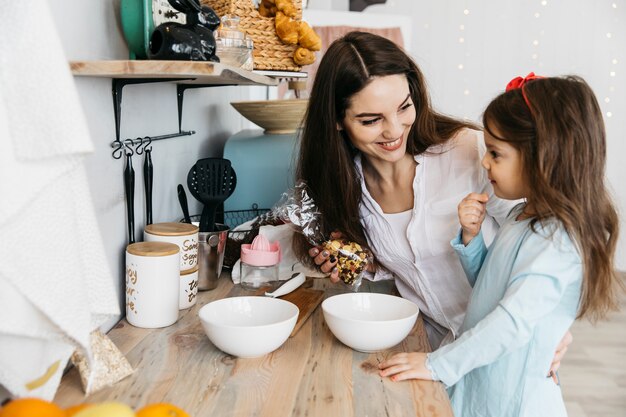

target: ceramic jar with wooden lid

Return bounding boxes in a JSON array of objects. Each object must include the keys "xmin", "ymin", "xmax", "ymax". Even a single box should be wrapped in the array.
[
  {"xmin": 144, "ymin": 222, "xmax": 199, "ymax": 271},
  {"xmin": 126, "ymin": 242, "xmax": 180, "ymax": 328},
  {"xmin": 179, "ymin": 265, "xmax": 199, "ymax": 309}
]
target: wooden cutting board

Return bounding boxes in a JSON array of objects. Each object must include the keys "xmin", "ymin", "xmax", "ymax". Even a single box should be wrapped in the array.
[
  {"xmin": 226, "ymin": 279, "xmax": 325, "ymax": 337},
  {"xmin": 279, "ymin": 286, "xmax": 325, "ymax": 337}
]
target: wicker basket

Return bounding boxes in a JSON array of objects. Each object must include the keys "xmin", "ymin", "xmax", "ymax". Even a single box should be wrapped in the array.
[{"xmin": 202, "ymin": 0, "xmax": 303, "ymax": 71}]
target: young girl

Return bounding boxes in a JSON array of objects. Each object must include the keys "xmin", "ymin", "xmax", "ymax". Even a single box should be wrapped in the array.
[{"xmin": 379, "ymin": 74, "xmax": 622, "ymax": 416}]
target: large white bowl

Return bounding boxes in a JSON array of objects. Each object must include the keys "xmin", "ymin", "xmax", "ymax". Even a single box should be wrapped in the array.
[
  {"xmin": 322, "ymin": 293, "xmax": 419, "ymax": 353},
  {"xmin": 199, "ymin": 296, "xmax": 299, "ymax": 358}
]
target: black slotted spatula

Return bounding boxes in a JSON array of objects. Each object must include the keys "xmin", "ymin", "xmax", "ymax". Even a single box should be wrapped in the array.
[{"xmin": 187, "ymin": 158, "xmax": 237, "ymax": 232}]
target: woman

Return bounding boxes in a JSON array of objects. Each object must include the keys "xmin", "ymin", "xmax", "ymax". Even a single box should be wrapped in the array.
[{"xmin": 293, "ymin": 32, "xmax": 570, "ymax": 373}]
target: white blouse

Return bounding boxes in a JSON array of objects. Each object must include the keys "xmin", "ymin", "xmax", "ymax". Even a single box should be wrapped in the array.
[{"xmin": 356, "ymin": 129, "xmax": 517, "ymax": 347}]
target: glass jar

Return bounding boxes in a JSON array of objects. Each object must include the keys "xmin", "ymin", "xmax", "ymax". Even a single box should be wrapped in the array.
[
  {"xmin": 240, "ymin": 261, "xmax": 280, "ymax": 289},
  {"xmin": 214, "ymin": 15, "xmax": 254, "ymax": 70}
]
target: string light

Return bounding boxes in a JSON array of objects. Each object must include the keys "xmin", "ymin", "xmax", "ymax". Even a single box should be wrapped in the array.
[
  {"xmin": 463, "ymin": 9, "xmax": 470, "ymax": 15},
  {"xmin": 459, "ymin": 37, "xmax": 465, "ymax": 43},
  {"xmin": 541, "ymin": 0, "xmax": 547, "ymax": 6},
  {"xmin": 458, "ymin": 64, "xmax": 464, "ymax": 70},
  {"xmin": 606, "ymin": 32, "xmax": 612, "ymax": 38},
  {"xmin": 610, "ymin": 71, "xmax": 616, "ymax": 77}
]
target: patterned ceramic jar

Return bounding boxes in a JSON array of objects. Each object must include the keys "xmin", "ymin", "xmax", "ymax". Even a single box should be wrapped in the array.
[
  {"xmin": 144, "ymin": 222, "xmax": 199, "ymax": 272},
  {"xmin": 126, "ymin": 242, "xmax": 180, "ymax": 328}
]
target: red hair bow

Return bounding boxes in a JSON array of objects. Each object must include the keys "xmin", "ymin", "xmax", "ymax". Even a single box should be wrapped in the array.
[
  {"xmin": 505, "ymin": 72, "xmax": 544, "ymax": 111},
  {"xmin": 506, "ymin": 72, "xmax": 544, "ymax": 92}
]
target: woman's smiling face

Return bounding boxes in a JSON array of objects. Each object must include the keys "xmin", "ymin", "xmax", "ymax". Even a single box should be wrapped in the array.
[{"xmin": 342, "ymin": 74, "xmax": 416, "ymax": 163}]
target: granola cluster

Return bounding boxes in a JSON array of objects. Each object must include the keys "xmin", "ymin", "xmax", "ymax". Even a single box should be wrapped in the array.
[{"xmin": 323, "ymin": 239, "xmax": 369, "ymax": 285}]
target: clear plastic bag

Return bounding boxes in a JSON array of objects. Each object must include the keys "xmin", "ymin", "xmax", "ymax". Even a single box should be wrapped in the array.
[{"xmin": 273, "ymin": 181, "xmax": 370, "ymax": 290}]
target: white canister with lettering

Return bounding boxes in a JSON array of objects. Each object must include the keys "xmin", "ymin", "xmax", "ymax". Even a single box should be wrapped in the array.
[
  {"xmin": 126, "ymin": 242, "xmax": 180, "ymax": 328},
  {"xmin": 144, "ymin": 222, "xmax": 199, "ymax": 272},
  {"xmin": 180, "ymin": 265, "xmax": 199, "ymax": 309}
]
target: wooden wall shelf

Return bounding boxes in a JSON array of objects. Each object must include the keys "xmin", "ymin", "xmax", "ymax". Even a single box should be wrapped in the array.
[
  {"xmin": 70, "ymin": 60, "xmax": 279, "ymax": 86},
  {"xmin": 69, "ymin": 60, "xmax": 282, "ymax": 159}
]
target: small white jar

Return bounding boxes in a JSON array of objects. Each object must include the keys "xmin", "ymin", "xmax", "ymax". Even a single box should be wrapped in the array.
[
  {"xmin": 126, "ymin": 242, "xmax": 180, "ymax": 328},
  {"xmin": 180, "ymin": 265, "xmax": 199, "ymax": 309},
  {"xmin": 144, "ymin": 222, "xmax": 199, "ymax": 272}
]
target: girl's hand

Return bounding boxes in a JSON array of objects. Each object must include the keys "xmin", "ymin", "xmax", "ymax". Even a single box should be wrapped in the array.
[
  {"xmin": 548, "ymin": 330, "xmax": 573, "ymax": 384},
  {"xmin": 458, "ymin": 193, "xmax": 489, "ymax": 245},
  {"xmin": 308, "ymin": 231, "xmax": 342, "ymax": 282},
  {"xmin": 378, "ymin": 352, "xmax": 433, "ymax": 382}
]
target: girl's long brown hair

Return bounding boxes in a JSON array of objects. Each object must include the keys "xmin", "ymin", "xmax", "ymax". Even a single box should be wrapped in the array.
[
  {"xmin": 294, "ymin": 31, "xmax": 474, "ymax": 264},
  {"xmin": 483, "ymin": 75, "xmax": 621, "ymax": 321}
]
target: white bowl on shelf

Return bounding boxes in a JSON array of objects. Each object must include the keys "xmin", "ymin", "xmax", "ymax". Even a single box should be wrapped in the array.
[
  {"xmin": 199, "ymin": 296, "xmax": 299, "ymax": 358},
  {"xmin": 322, "ymin": 293, "xmax": 419, "ymax": 353}
]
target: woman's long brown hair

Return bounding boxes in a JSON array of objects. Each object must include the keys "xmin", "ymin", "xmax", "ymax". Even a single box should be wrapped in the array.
[
  {"xmin": 293, "ymin": 31, "xmax": 474, "ymax": 265},
  {"xmin": 483, "ymin": 76, "xmax": 621, "ymax": 321}
]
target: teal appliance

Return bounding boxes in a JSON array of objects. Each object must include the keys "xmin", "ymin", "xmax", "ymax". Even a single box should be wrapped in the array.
[
  {"xmin": 120, "ymin": 0, "xmax": 187, "ymax": 59},
  {"xmin": 223, "ymin": 129, "xmax": 299, "ymax": 220}
]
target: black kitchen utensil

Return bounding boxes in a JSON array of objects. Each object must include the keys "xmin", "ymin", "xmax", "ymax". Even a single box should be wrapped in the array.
[
  {"xmin": 143, "ymin": 147, "xmax": 153, "ymax": 225},
  {"xmin": 124, "ymin": 151, "xmax": 136, "ymax": 244},
  {"xmin": 177, "ymin": 184, "xmax": 192, "ymax": 223},
  {"xmin": 187, "ymin": 158, "xmax": 237, "ymax": 232}
]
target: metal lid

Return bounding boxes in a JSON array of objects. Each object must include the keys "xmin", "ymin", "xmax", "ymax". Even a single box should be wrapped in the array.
[
  {"xmin": 127, "ymin": 242, "xmax": 179, "ymax": 257},
  {"xmin": 145, "ymin": 222, "xmax": 198, "ymax": 236}
]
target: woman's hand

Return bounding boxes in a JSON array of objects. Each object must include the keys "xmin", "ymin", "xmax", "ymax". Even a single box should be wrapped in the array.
[
  {"xmin": 378, "ymin": 352, "xmax": 433, "ymax": 382},
  {"xmin": 458, "ymin": 193, "xmax": 489, "ymax": 245},
  {"xmin": 548, "ymin": 330, "xmax": 573, "ymax": 384},
  {"xmin": 308, "ymin": 231, "xmax": 342, "ymax": 282}
]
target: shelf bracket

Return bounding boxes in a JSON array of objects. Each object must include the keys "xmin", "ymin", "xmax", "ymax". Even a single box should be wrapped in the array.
[
  {"xmin": 111, "ymin": 78, "xmax": 196, "ymax": 159},
  {"xmin": 176, "ymin": 83, "xmax": 235, "ymax": 132}
]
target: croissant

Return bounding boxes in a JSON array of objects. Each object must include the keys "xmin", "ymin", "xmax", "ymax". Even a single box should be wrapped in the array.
[
  {"xmin": 275, "ymin": 0, "xmax": 297, "ymax": 18},
  {"xmin": 275, "ymin": 11, "xmax": 299, "ymax": 45},
  {"xmin": 293, "ymin": 47, "xmax": 315, "ymax": 65},
  {"xmin": 297, "ymin": 21, "xmax": 321, "ymax": 51},
  {"xmin": 258, "ymin": 0, "xmax": 277, "ymax": 17}
]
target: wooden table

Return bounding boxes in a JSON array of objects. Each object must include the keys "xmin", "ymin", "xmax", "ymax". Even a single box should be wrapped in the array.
[{"xmin": 55, "ymin": 276, "xmax": 453, "ymax": 417}]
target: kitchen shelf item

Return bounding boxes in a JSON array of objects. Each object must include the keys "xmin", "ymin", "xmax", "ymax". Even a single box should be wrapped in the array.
[
  {"xmin": 179, "ymin": 265, "xmax": 199, "ymax": 309},
  {"xmin": 177, "ymin": 184, "xmax": 192, "ymax": 223},
  {"xmin": 126, "ymin": 241, "xmax": 180, "ymax": 328},
  {"xmin": 144, "ymin": 222, "xmax": 199, "ymax": 271},
  {"xmin": 187, "ymin": 158, "xmax": 237, "ymax": 232},
  {"xmin": 230, "ymin": 99, "xmax": 307, "ymax": 134},
  {"xmin": 143, "ymin": 147, "xmax": 154, "ymax": 225},
  {"xmin": 214, "ymin": 15, "xmax": 254, "ymax": 70},
  {"xmin": 197, "ymin": 223, "xmax": 229, "ymax": 290},
  {"xmin": 69, "ymin": 60, "xmax": 278, "ymax": 159},
  {"xmin": 201, "ymin": 0, "xmax": 303, "ymax": 71},
  {"xmin": 239, "ymin": 234, "xmax": 281, "ymax": 289},
  {"xmin": 123, "ymin": 147, "xmax": 136, "ymax": 244},
  {"xmin": 120, "ymin": 0, "xmax": 188, "ymax": 59}
]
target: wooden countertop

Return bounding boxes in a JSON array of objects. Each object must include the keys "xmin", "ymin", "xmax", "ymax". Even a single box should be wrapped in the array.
[{"xmin": 55, "ymin": 276, "xmax": 453, "ymax": 417}]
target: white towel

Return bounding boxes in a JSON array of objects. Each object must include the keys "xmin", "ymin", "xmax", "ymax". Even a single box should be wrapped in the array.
[{"xmin": 0, "ymin": 1, "xmax": 120, "ymax": 400}]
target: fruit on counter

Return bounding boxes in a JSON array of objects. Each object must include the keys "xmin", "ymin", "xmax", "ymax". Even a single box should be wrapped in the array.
[
  {"xmin": 136, "ymin": 403, "xmax": 190, "ymax": 417},
  {"xmin": 72, "ymin": 402, "xmax": 135, "ymax": 417},
  {"xmin": 0, "ymin": 398, "xmax": 65, "ymax": 417},
  {"xmin": 65, "ymin": 404, "xmax": 94, "ymax": 416}
]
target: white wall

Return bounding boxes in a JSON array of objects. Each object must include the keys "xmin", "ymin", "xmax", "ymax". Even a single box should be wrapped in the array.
[
  {"xmin": 50, "ymin": 0, "xmax": 625, "ymax": 327},
  {"xmin": 48, "ymin": 0, "xmax": 260, "ymax": 320},
  {"xmin": 357, "ymin": 0, "xmax": 626, "ymax": 270}
]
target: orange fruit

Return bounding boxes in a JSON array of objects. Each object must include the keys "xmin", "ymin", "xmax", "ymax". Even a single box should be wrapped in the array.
[
  {"xmin": 0, "ymin": 398, "xmax": 65, "ymax": 417},
  {"xmin": 65, "ymin": 404, "xmax": 93, "ymax": 416},
  {"xmin": 136, "ymin": 403, "xmax": 190, "ymax": 417}
]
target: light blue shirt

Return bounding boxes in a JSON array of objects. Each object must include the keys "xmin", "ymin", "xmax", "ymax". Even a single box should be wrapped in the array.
[{"xmin": 428, "ymin": 204, "xmax": 582, "ymax": 417}]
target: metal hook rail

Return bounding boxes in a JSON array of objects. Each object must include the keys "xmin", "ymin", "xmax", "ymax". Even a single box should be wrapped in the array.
[{"xmin": 110, "ymin": 78, "xmax": 232, "ymax": 159}]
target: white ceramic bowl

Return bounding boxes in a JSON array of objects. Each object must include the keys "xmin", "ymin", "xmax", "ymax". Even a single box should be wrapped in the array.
[
  {"xmin": 198, "ymin": 296, "xmax": 299, "ymax": 358},
  {"xmin": 322, "ymin": 293, "xmax": 419, "ymax": 353}
]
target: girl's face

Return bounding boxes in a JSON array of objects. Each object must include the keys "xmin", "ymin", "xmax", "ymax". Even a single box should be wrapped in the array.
[
  {"xmin": 482, "ymin": 127, "xmax": 529, "ymax": 201},
  {"xmin": 342, "ymin": 74, "xmax": 416, "ymax": 163}
]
